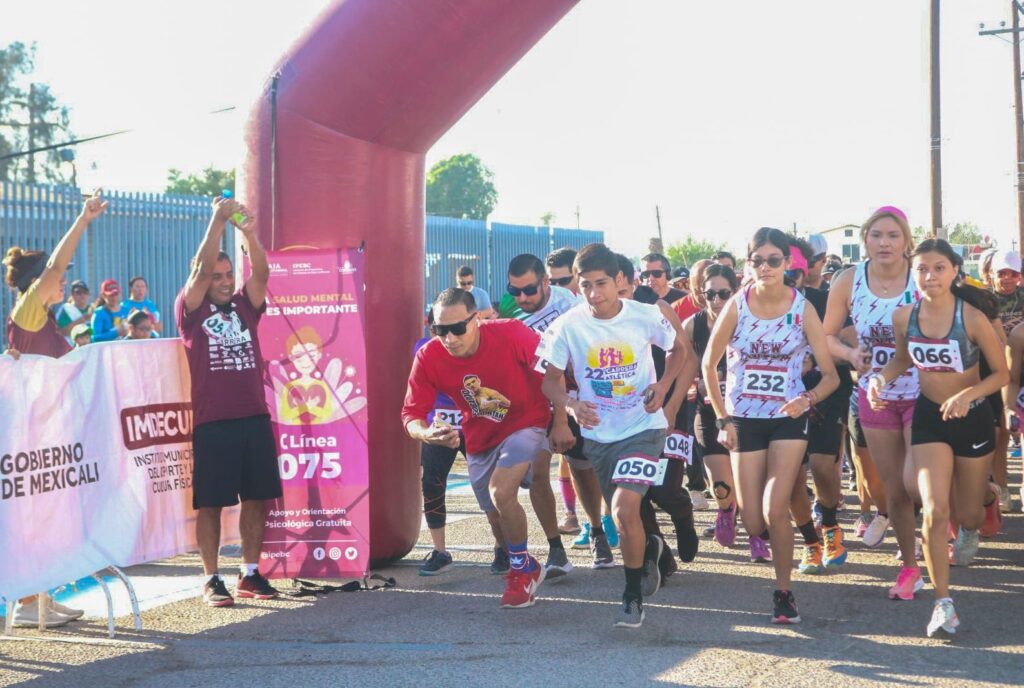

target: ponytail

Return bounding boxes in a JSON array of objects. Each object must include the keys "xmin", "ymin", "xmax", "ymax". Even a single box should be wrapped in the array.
[{"xmin": 914, "ymin": 238, "xmax": 999, "ymax": 320}]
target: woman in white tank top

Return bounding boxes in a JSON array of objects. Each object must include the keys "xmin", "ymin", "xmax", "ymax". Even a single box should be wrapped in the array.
[
  {"xmin": 821, "ymin": 206, "xmax": 924, "ymax": 602},
  {"xmin": 703, "ymin": 228, "xmax": 838, "ymax": 625}
]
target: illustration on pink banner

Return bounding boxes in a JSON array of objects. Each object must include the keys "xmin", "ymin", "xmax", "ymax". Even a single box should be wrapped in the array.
[{"xmin": 250, "ymin": 247, "xmax": 369, "ymax": 579}]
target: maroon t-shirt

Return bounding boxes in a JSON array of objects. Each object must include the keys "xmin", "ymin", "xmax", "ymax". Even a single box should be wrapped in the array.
[
  {"xmin": 7, "ymin": 311, "xmax": 70, "ymax": 358},
  {"xmin": 175, "ymin": 286, "xmax": 269, "ymax": 427}
]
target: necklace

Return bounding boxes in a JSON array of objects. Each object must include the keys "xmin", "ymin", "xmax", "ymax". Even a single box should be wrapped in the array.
[{"xmin": 871, "ymin": 262, "xmax": 906, "ymax": 295}]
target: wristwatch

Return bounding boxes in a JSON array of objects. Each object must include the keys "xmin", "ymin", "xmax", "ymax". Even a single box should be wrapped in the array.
[{"xmin": 715, "ymin": 416, "xmax": 734, "ymax": 430}]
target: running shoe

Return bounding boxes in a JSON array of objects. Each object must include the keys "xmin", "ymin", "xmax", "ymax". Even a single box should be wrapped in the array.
[
  {"xmin": 591, "ymin": 532, "xmax": 617, "ymax": 569},
  {"xmin": 236, "ymin": 571, "xmax": 279, "ymax": 599},
  {"xmin": 50, "ymin": 601, "xmax": 85, "ymax": 620},
  {"xmin": 491, "ymin": 546, "xmax": 510, "ymax": 575},
  {"xmin": 771, "ymin": 590, "xmax": 801, "ymax": 624},
  {"xmin": 823, "ymin": 526, "xmax": 847, "ymax": 567},
  {"xmin": 602, "ymin": 514, "xmax": 620, "ymax": 548},
  {"xmin": 12, "ymin": 600, "xmax": 75, "ymax": 628},
  {"xmin": 703, "ymin": 524, "xmax": 717, "ymax": 537},
  {"xmin": 659, "ymin": 543, "xmax": 678, "ymax": 581},
  {"xmin": 979, "ymin": 487, "xmax": 1002, "ymax": 538},
  {"xmin": 677, "ymin": 521, "xmax": 700, "ymax": 563},
  {"xmin": 572, "ymin": 522, "xmax": 591, "ymax": 549},
  {"xmin": 812, "ymin": 501, "xmax": 824, "ymax": 529},
  {"xmin": 837, "ymin": 494, "xmax": 846, "ymax": 511},
  {"xmin": 641, "ymin": 535, "xmax": 664, "ymax": 598},
  {"xmin": 749, "ymin": 535, "xmax": 772, "ymax": 563},
  {"xmin": 714, "ymin": 507, "xmax": 737, "ymax": 547},
  {"xmin": 613, "ymin": 595, "xmax": 645, "ymax": 629},
  {"xmin": 545, "ymin": 547, "xmax": 573, "ymax": 580},
  {"xmin": 927, "ymin": 599, "xmax": 959, "ymax": 638},
  {"xmin": 998, "ymin": 485, "xmax": 1012, "ymax": 514},
  {"xmin": 419, "ymin": 549, "xmax": 453, "ymax": 576},
  {"xmin": 558, "ymin": 513, "xmax": 581, "ymax": 535},
  {"xmin": 203, "ymin": 576, "xmax": 234, "ymax": 607},
  {"xmin": 690, "ymin": 489, "xmax": 710, "ymax": 511},
  {"xmin": 861, "ymin": 513, "xmax": 889, "ymax": 547},
  {"xmin": 951, "ymin": 527, "xmax": 980, "ymax": 567},
  {"xmin": 798, "ymin": 543, "xmax": 825, "ymax": 575},
  {"xmin": 854, "ymin": 513, "xmax": 871, "ymax": 539},
  {"xmin": 888, "ymin": 566, "xmax": 924, "ymax": 601},
  {"xmin": 499, "ymin": 559, "xmax": 545, "ymax": 609}
]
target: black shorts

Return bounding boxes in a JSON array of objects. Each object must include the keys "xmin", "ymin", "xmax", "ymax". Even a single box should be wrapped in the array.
[
  {"xmin": 847, "ymin": 390, "xmax": 867, "ymax": 449},
  {"xmin": 807, "ymin": 389, "xmax": 847, "ymax": 457},
  {"xmin": 734, "ymin": 415, "xmax": 809, "ymax": 453},
  {"xmin": 694, "ymin": 405, "xmax": 729, "ymax": 456},
  {"xmin": 911, "ymin": 395, "xmax": 995, "ymax": 458},
  {"xmin": 547, "ymin": 414, "xmax": 589, "ymax": 465},
  {"xmin": 192, "ymin": 415, "xmax": 283, "ymax": 509},
  {"xmin": 988, "ymin": 392, "xmax": 1004, "ymax": 427}
]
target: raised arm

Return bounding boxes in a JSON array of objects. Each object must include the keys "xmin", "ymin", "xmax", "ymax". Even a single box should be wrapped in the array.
[
  {"xmin": 236, "ymin": 205, "xmax": 267, "ymax": 309},
  {"xmin": 182, "ymin": 197, "xmax": 239, "ymax": 313},
  {"xmin": 35, "ymin": 190, "xmax": 108, "ymax": 306}
]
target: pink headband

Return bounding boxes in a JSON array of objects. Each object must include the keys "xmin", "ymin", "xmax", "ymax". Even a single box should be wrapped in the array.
[
  {"xmin": 873, "ymin": 205, "xmax": 907, "ymax": 222},
  {"xmin": 788, "ymin": 250, "xmax": 808, "ymax": 273}
]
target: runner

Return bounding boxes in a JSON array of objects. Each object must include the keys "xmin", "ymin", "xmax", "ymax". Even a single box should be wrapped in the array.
[
  {"xmin": 403, "ymin": 288, "xmax": 551, "ymax": 608},
  {"xmin": 1005, "ymin": 320, "xmax": 1024, "ymax": 511},
  {"xmin": 988, "ymin": 250, "xmax": 1024, "ymax": 512},
  {"xmin": 541, "ymin": 243, "xmax": 685, "ymax": 628},
  {"xmin": 703, "ymin": 227, "xmax": 839, "ymax": 624},
  {"xmin": 508, "ymin": 253, "xmax": 612, "ymax": 574},
  {"xmin": 869, "ymin": 238, "xmax": 1007, "ymax": 638},
  {"xmin": 823, "ymin": 206, "xmax": 923, "ymax": 600}
]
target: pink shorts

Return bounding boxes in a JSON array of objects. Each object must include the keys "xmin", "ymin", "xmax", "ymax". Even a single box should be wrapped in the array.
[{"xmin": 857, "ymin": 386, "xmax": 915, "ymax": 431}]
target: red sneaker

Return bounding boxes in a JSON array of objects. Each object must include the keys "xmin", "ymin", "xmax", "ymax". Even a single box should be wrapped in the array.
[
  {"xmin": 499, "ymin": 558, "xmax": 545, "ymax": 609},
  {"xmin": 979, "ymin": 486, "xmax": 1002, "ymax": 538}
]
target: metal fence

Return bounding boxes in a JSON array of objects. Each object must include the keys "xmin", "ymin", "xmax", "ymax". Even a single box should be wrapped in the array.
[{"xmin": 1, "ymin": 181, "xmax": 603, "ymax": 345}]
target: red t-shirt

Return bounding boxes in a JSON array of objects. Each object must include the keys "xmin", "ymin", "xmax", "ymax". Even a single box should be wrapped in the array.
[
  {"xmin": 175, "ymin": 286, "xmax": 269, "ymax": 427},
  {"xmin": 672, "ymin": 295, "xmax": 700, "ymax": 323},
  {"xmin": 402, "ymin": 320, "xmax": 552, "ymax": 455}
]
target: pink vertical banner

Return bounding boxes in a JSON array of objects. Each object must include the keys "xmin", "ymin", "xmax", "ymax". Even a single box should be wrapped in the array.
[{"xmin": 249, "ymin": 248, "xmax": 369, "ymax": 579}]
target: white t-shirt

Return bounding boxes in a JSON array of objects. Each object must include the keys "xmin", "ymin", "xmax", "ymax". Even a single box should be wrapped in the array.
[
  {"xmin": 517, "ymin": 285, "xmax": 582, "ymax": 334},
  {"xmin": 542, "ymin": 299, "xmax": 676, "ymax": 443}
]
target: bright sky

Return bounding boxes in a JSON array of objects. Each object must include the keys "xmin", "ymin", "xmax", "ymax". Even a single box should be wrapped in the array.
[{"xmin": 4, "ymin": 1, "xmax": 1023, "ymax": 255}]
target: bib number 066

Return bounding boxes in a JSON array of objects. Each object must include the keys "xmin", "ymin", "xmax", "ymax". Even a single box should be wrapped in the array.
[{"xmin": 279, "ymin": 452, "xmax": 342, "ymax": 481}]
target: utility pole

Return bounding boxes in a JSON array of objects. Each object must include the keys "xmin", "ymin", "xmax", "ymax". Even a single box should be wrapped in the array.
[
  {"xmin": 930, "ymin": 0, "xmax": 945, "ymax": 238},
  {"xmin": 574, "ymin": 202, "xmax": 580, "ymax": 229},
  {"xmin": 979, "ymin": 2, "xmax": 1024, "ymax": 254},
  {"xmin": 655, "ymin": 205, "xmax": 663, "ymax": 245},
  {"xmin": 26, "ymin": 83, "xmax": 36, "ymax": 184}
]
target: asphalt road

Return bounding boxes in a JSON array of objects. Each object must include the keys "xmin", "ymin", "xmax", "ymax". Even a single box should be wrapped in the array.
[{"xmin": 2, "ymin": 461, "xmax": 1023, "ymax": 688}]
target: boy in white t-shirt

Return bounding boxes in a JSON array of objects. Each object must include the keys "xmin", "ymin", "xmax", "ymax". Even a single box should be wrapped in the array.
[{"xmin": 540, "ymin": 243, "xmax": 685, "ymax": 629}]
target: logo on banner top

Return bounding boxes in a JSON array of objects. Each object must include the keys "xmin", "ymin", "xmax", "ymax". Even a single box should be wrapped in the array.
[{"xmin": 120, "ymin": 403, "xmax": 194, "ymax": 450}]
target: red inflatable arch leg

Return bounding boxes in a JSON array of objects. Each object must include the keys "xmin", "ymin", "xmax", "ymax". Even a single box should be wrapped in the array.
[{"xmin": 239, "ymin": 0, "xmax": 579, "ymax": 564}]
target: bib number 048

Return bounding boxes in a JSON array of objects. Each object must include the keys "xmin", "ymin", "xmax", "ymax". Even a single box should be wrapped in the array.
[{"xmin": 663, "ymin": 431, "xmax": 693, "ymax": 463}]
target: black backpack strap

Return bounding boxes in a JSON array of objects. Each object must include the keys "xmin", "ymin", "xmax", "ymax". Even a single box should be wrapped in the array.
[{"xmin": 281, "ymin": 574, "xmax": 397, "ymax": 598}]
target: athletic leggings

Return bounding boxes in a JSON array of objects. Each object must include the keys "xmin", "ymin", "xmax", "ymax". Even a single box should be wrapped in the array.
[
  {"xmin": 641, "ymin": 459, "xmax": 695, "ymax": 542},
  {"xmin": 421, "ymin": 440, "xmax": 463, "ymax": 530}
]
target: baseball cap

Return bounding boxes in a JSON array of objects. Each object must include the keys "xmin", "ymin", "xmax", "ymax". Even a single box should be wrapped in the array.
[
  {"xmin": 807, "ymin": 234, "xmax": 828, "ymax": 258},
  {"xmin": 822, "ymin": 260, "xmax": 842, "ymax": 276},
  {"xmin": 672, "ymin": 266, "xmax": 690, "ymax": 281},
  {"xmin": 70, "ymin": 279, "xmax": 89, "ymax": 293},
  {"xmin": 100, "ymin": 278, "xmax": 121, "ymax": 296},
  {"xmin": 70, "ymin": 323, "xmax": 91, "ymax": 340},
  {"xmin": 993, "ymin": 250, "xmax": 1022, "ymax": 274}
]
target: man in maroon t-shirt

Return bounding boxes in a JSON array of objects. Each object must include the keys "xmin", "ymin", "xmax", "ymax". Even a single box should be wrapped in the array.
[
  {"xmin": 175, "ymin": 195, "xmax": 281, "ymax": 608},
  {"xmin": 403, "ymin": 288, "xmax": 552, "ymax": 610}
]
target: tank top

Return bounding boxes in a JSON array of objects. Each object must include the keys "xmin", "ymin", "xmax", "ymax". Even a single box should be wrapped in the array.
[
  {"xmin": 693, "ymin": 309, "xmax": 726, "ymax": 408},
  {"xmin": 725, "ymin": 287, "xmax": 810, "ymax": 419},
  {"xmin": 905, "ymin": 297, "xmax": 980, "ymax": 373},
  {"xmin": 850, "ymin": 260, "xmax": 920, "ymax": 401}
]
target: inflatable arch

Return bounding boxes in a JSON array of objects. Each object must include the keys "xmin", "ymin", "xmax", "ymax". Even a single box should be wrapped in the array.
[{"xmin": 239, "ymin": 0, "xmax": 579, "ymax": 563}]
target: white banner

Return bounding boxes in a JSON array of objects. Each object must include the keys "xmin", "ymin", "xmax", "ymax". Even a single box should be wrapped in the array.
[{"xmin": 0, "ymin": 339, "xmax": 238, "ymax": 602}]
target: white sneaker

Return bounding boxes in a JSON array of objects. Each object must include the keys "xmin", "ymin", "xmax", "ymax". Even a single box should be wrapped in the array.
[
  {"xmin": 998, "ymin": 486, "xmax": 1012, "ymax": 514},
  {"xmin": 50, "ymin": 601, "xmax": 84, "ymax": 620},
  {"xmin": 12, "ymin": 600, "xmax": 74, "ymax": 628},
  {"xmin": 689, "ymin": 490, "xmax": 709, "ymax": 511},
  {"xmin": 951, "ymin": 527, "xmax": 980, "ymax": 567},
  {"xmin": 862, "ymin": 514, "xmax": 890, "ymax": 548},
  {"xmin": 927, "ymin": 599, "xmax": 959, "ymax": 638}
]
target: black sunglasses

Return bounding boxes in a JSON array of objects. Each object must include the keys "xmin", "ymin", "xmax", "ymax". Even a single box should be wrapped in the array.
[
  {"xmin": 640, "ymin": 269, "xmax": 666, "ymax": 279},
  {"xmin": 704, "ymin": 289, "xmax": 733, "ymax": 302},
  {"xmin": 430, "ymin": 313, "xmax": 476, "ymax": 337},
  {"xmin": 507, "ymin": 280, "xmax": 542, "ymax": 297},
  {"xmin": 748, "ymin": 256, "xmax": 785, "ymax": 269},
  {"xmin": 550, "ymin": 276, "xmax": 573, "ymax": 287}
]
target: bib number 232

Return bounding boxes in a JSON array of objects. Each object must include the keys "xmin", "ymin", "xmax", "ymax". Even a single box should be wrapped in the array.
[{"xmin": 741, "ymin": 365, "xmax": 788, "ymax": 401}]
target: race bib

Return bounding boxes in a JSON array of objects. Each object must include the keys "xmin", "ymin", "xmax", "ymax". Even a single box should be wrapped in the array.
[
  {"xmin": 870, "ymin": 345, "xmax": 896, "ymax": 372},
  {"xmin": 908, "ymin": 337, "xmax": 964, "ymax": 373},
  {"xmin": 433, "ymin": 408, "xmax": 463, "ymax": 429},
  {"xmin": 703, "ymin": 380, "xmax": 726, "ymax": 406},
  {"xmin": 611, "ymin": 454, "xmax": 665, "ymax": 487},
  {"xmin": 741, "ymin": 364, "xmax": 789, "ymax": 401},
  {"xmin": 662, "ymin": 431, "xmax": 693, "ymax": 463}
]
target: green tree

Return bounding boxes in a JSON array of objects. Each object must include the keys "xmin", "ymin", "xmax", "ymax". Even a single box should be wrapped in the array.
[
  {"xmin": 665, "ymin": 235, "xmax": 728, "ymax": 269},
  {"xmin": 425, "ymin": 153, "xmax": 497, "ymax": 220},
  {"xmin": 540, "ymin": 211, "xmax": 556, "ymax": 227},
  {"xmin": 166, "ymin": 166, "xmax": 235, "ymax": 196},
  {"xmin": 947, "ymin": 222, "xmax": 983, "ymax": 246},
  {"xmin": 0, "ymin": 42, "xmax": 74, "ymax": 183}
]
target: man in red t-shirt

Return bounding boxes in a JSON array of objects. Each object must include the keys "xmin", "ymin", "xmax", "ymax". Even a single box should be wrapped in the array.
[
  {"xmin": 403, "ymin": 288, "xmax": 552, "ymax": 609},
  {"xmin": 175, "ymin": 196, "xmax": 281, "ymax": 608}
]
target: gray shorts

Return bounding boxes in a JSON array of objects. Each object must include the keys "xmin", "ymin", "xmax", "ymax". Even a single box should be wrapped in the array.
[
  {"xmin": 466, "ymin": 426, "xmax": 548, "ymax": 513},
  {"xmin": 583, "ymin": 428, "xmax": 667, "ymax": 502}
]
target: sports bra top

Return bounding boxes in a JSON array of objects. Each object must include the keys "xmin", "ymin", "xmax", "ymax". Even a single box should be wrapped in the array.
[{"xmin": 905, "ymin": 297, "xmax": 980, "ymax": 373}]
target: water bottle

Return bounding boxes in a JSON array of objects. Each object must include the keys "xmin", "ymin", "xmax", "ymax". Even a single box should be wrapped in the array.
[{"xmin": 220, "ymin": 189, "xmax": 248, "ymax": 227}]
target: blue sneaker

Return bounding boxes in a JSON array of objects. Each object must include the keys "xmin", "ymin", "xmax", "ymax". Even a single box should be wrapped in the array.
[
  {"xmin": 602, "ymin": 514, "xmax": 619, "ymax": 548},
  {"xmin": 419, "ymin": 549, "xmax": 453, "ymax": 576},
  {"xmin": 572, "ymin": 521, "xmax": 591, "ymax": 549}
]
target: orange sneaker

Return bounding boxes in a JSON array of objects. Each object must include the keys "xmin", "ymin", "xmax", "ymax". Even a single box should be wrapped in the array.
[{"xmin": 823, "ymin": 526, "xmax": 847, "ymax": 567}]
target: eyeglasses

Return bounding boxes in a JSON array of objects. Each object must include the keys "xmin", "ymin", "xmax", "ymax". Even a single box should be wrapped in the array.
[
  {"xmin": 748, "ymin": 256, "xmax": 785, "ymax": 269},
  {"xmin": 458, "ymin": 280, "xmax": 474, "ymax": 288},
  {"xmin": 640, "ymin": 269, "xmax": 666, "ymax": 280},
  {"xmin": 430, "ymin": 313, "xmax": 476, "ymax": 337},
  {"xmin": 507, "ymin": 280, "xmax": 542, "ymax": 297},
  {"xmin": 703, "ymin": 289, "xmax": 733, "ymax": 302},
  {"xmin": 784, "ymin": 269, "xmax": 804, "ymax": 282},
  {"xmin": 550, "ymin": 276, "xmax": 573, "ymax": 287}
]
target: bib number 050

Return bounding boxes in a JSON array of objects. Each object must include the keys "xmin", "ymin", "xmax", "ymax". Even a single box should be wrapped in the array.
[{"xmin": 612, "ymin": 455, "xmax": 666, "ymax": 487}]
